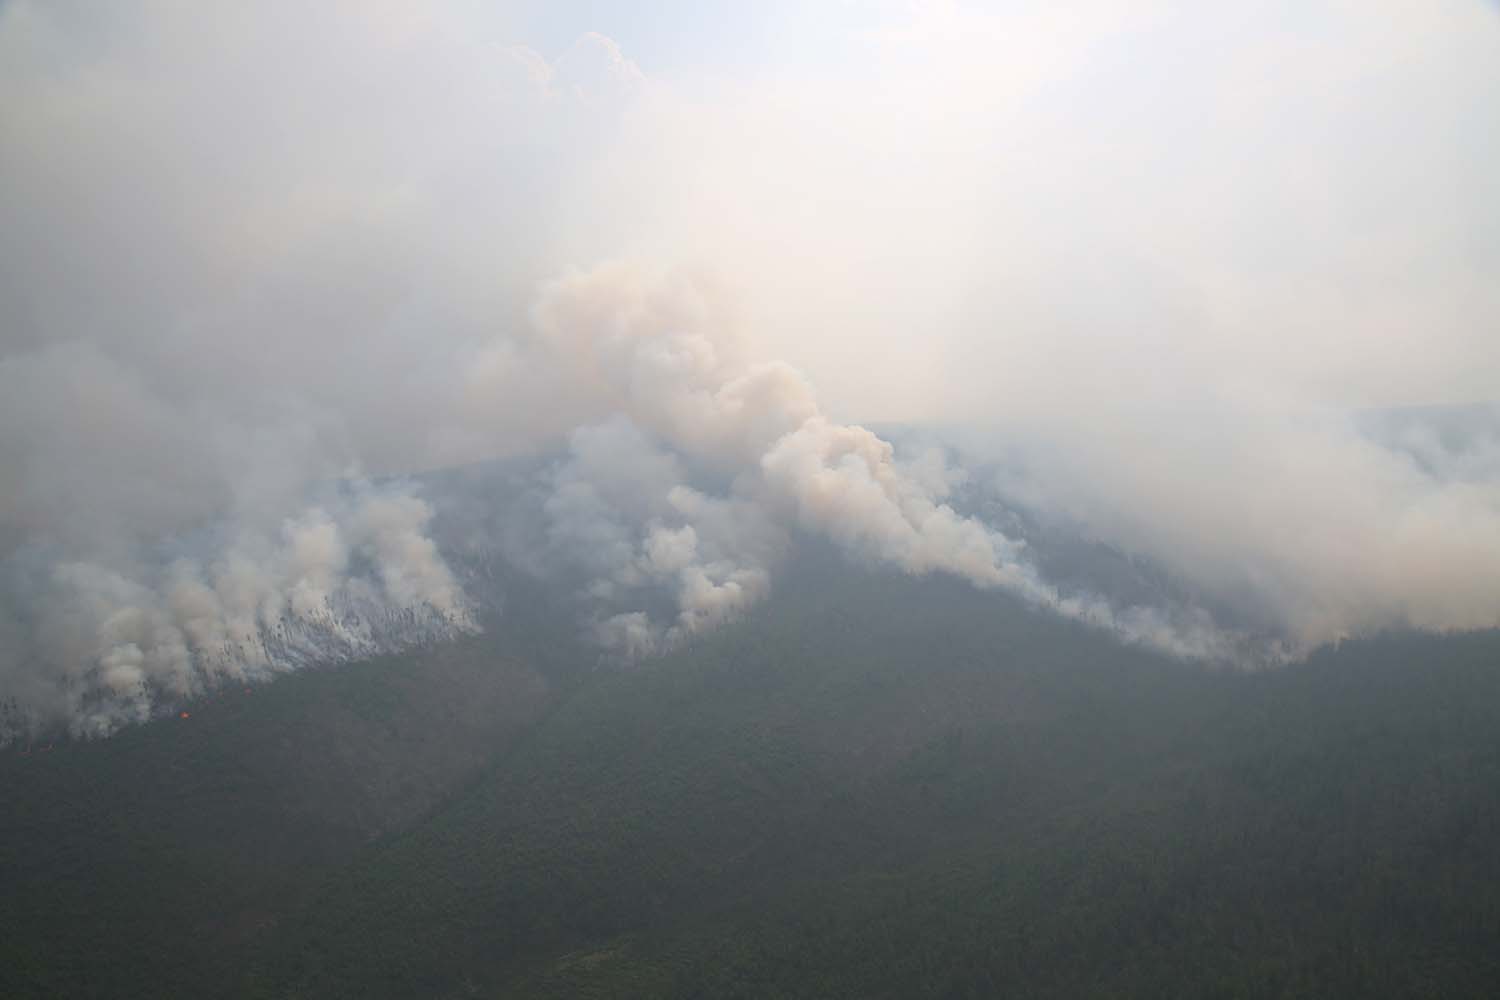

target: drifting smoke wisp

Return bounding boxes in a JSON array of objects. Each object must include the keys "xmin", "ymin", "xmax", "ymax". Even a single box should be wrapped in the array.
[{"xmin": 965, "ymin": 404, "xmax": 1500, "ymax": 655}]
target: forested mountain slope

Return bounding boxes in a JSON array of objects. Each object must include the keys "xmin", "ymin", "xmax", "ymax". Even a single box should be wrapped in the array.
[{"xmin": 5, "ymin": 562, "xmax": 1499, "ymax": 998}]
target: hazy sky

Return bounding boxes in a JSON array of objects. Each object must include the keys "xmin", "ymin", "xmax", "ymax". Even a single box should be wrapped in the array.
[
  {"xmin": 3, "ymin": 1, "xmax": 1499, "ymax": 736},
  {"xmin": 5, "ymin": 1, "xmax": 1496, "ymax": 428}
]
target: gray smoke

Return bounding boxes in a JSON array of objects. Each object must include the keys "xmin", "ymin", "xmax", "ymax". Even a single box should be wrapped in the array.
[
  {"xmin": 959, "ymin": 404, "xmax": 1500, "ymax": 654},
  {"xmin": 3, "ymin": 3, "xmax": 1497, "ymax": 740}
]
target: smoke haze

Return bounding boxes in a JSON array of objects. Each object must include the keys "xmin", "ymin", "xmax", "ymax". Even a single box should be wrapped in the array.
[{"xmin": 2, "ymin": 1, "xmax": 1498, "ymax": 738}]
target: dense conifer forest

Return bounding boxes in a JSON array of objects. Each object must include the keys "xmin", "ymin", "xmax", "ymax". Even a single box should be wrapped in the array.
[{"xmin": 4, "ymin": 564, "xmax": 1499, "ymax": 998}]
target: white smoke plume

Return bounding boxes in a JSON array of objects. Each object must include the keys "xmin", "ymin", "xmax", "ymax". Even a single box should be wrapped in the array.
[
  {"xmin": 0, "ymin": 484, "xmax": 474, "ymax": 742},
  {"xmin": 512, "ymin": 264, "xmax": 1270, "ymax": 663}
]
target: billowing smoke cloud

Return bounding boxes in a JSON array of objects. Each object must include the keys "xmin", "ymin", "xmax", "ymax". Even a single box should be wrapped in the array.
[
  {"xmin": 0, "ymin": 483, "xmax": 473, "ymax": 741},
  {"xmin": 541, "ymin": 416, "xmax": 782, "ymax": 657},
  {"xmin": 3, "ymin": 3, "xmax": 1499, "ymax": 739},
  {"xmin": 498, "ymin": 264, "xmax": 1274, "ymax": 664}
]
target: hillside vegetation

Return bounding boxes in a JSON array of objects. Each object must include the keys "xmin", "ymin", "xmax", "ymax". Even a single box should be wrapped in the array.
[{"xmin": 4, "ymin": 564, "xmax": 1499, "ymax": 998}]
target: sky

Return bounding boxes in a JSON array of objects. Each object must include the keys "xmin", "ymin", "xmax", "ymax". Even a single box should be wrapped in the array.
[
  {"xmin": 553, "ymin": 0, "xmax": 1498, "ymax": 421},
  {"xmin": 2, "ymin": 1, "xmax": 1499, "ymax": 737}
]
